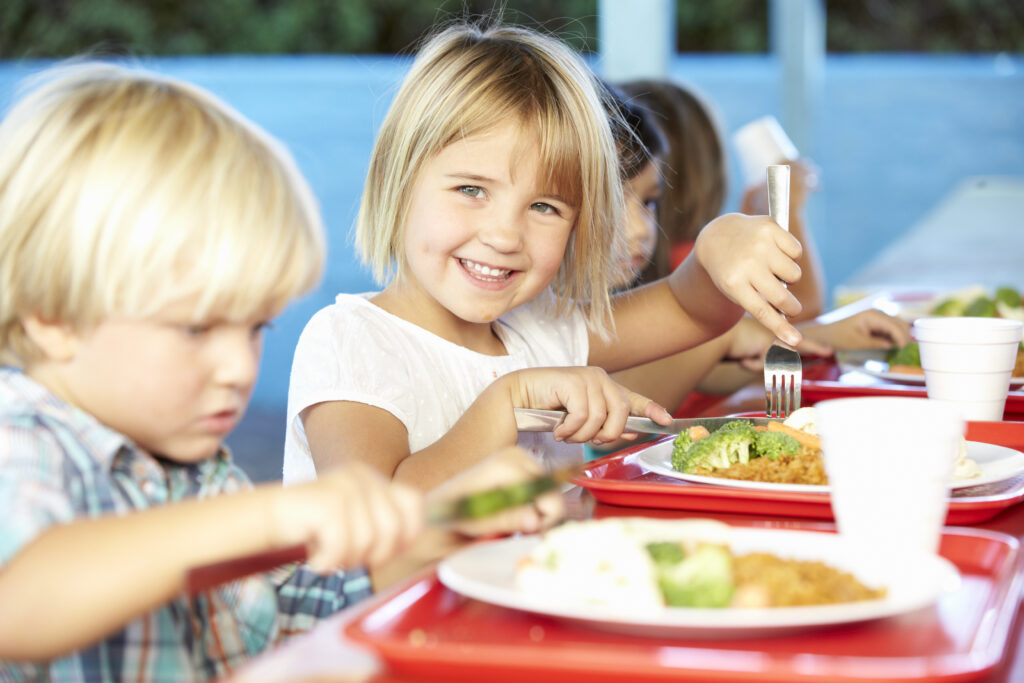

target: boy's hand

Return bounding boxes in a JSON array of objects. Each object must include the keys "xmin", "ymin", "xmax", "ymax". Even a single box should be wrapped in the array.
[
  {"xmin": 274, "ymin": 462, "xmax": 425, "ymax": 573},
  {"xmin": 507, "ymin": 366, "xmax": 672, "ymax": 446},
  {"xmin": 694, "ymin": 212, "xmax": 803, "ymax": 346},
  {"xmin": 428, "ymin": 447, "xmax": 565, "ymax": 537}
]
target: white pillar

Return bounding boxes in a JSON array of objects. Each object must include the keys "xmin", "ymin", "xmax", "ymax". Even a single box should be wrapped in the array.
[
  {"xmin": 770, "ymin": 0, "xmax": 825, "ymax": 156},
  {"xmin": 597, "ymin": 0, "xmax": 675, "ymax": 81}
]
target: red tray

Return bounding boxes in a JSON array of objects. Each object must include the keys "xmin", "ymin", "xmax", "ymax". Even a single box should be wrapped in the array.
[
  {"xmin": 345, "ymin": 527, "xmax": 1023, "ymax": 683},
  {"xmin": 800, "ymin": 359, "xmax": 1024, "ymax": 420},
  {"xmin": 576, "ymin": 421, "xmax": 1024, "ymax": 525}
]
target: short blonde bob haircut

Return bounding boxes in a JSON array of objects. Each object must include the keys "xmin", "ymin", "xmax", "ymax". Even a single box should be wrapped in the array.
[
  {"xmin": 0, "ymin": 62, "xmax": 326, "ymax": 367},
  {"xmin": 355, "ymin": 22, "xmax": 627, "ymax": 335}
]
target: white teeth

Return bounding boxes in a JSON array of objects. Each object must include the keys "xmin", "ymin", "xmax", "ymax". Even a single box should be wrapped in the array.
[{"xmin": 461, "ymin": 258, "xmax": 511, "ymax": 280}]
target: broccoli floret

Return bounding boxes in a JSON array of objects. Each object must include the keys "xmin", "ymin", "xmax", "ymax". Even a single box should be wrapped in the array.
[
  {"xmin": 674, "ymin": 429, "xmax": 753, "ymax": 473},
  {"xmin": 930, "ymin": 298, "xmax": 965, "ymax": 316},
  {"xmin": 651, "ymin": 543, "xmax": 734, "ymax": 608},
  {"xmin": 752, "ymin": 430, "xmax": 801, "ymax": 460},
  {"xmin": 964, "ymin": 296, "xmax": 997, "ymax": 317},
  {"xmin": 646, "ymin": 541, "xmax": 685, "ymax": 565},
  {"xmin": 995, "ymin": 286, "xmax": 1022, "ymax": 309},
  {"xmin": 717, "ymin": 419, "xmax": 757, "ymax": 437},
  {"xmin": 887, "ymin": 341, "xmax": 921, "ymax": 367}
]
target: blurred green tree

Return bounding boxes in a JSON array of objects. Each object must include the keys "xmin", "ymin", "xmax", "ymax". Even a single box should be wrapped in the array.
[{"xmin": 1, "ymin": 0, "xmax": 1021, "ymax": 59}]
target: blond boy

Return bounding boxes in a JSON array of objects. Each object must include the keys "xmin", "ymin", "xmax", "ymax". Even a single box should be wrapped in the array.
[{"xmin": 0, "ymin": 62, "xmax": 557, "ymax": 680}]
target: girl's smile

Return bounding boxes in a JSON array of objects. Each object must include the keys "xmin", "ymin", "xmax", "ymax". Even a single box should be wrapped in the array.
[{"xmin": 377, "ymin": 119, "xmax": 577, "ymax": 351}]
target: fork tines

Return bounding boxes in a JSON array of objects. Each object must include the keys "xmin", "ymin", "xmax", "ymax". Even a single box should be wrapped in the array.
[{"xmin": 764, "ymin": 344, "xmax": 802, "ymax": 419}]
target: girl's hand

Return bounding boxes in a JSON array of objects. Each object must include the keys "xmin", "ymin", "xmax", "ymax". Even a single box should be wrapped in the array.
[
  {"xmin": 273, "ymin": 462, "xmax": 425, "ymax": 573},
  {"xmin": 740, "ymin": 158, "xmax": 820, "ymax": 216},
  {"xmin": 801, "ymin": 309, "xmax": 912, "ymax": 350},
  {"xmin": 507, "ymin": 366, "xmax": 672, "ymax": 445},
  {"xmin": 694, "ymin": 213, "xmax": 803, "ymax": 346},
  {"xmin": 725, "ymin": 317, "xmax": 833, "ymax": 371},
  {"xmin": 428, "ymin": 447, "xmax": 565, "ymax": 538}
]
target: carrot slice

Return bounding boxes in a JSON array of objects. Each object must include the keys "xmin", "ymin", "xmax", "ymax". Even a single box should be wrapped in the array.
[
  {"xmin": 767, "ymin": 421, "xmax": 821, "ymax": 451},
  {"xmin": 688, "ymin": 425, "xmax": 710, "ymax": 441}
]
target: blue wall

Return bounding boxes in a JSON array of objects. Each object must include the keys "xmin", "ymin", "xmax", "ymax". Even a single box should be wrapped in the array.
[{"xmin": 2, "ymin": 53, "xmax": 1022, "ymax": 417}]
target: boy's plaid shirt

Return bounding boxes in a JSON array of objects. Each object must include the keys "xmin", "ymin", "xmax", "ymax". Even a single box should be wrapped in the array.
[{"xmin": 0, "ymin": 367, "xmax": 372, "ymax": 682}]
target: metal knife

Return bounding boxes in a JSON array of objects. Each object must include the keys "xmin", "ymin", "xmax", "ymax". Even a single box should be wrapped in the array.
[{"xmin": 514, "ymin": 407, "xmax": 777, "ymax": 436}]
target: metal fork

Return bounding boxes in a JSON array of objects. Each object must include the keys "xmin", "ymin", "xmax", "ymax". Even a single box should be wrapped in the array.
[{"xmin": 763, "ymin": 164, "xmax": 802, "ymax": 418}]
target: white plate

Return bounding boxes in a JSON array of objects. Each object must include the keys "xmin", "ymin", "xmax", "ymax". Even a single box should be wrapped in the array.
[
  {"xmin": 636, "ymin": 439, "xmax": 1024, "ymax": 493},
  {"xmin": 836, "ymin": 348, "xmax": 1024, "ymax": 389},
  {"xmin": 437, "ymin": 525, "xmax": 960, "ymax": 637}
]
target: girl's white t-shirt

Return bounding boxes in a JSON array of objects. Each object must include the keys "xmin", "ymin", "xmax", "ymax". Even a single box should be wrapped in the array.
[{"xmin": 282, "ymin": 292, "xmax": 589, "ymax": 484}]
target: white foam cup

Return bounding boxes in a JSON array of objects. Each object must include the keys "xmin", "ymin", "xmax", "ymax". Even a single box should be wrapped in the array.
[
  {"xmin": 913, "ymin": 317, "xmax": 1023, "ymax": 421},
  {"xmin": 817, "ymin": 397, "xmax": 965, "ymax": 559},
  {"xmin": 731, "ymin": 115, "xmax": 799, "ymax": 188}
]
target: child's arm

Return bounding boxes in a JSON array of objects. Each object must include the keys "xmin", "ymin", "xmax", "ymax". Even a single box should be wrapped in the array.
[
  {"xmin": 591, "ymin": 212, "xmax": 804, "ymax": 373},
  {"xmin": 304, "ymin": 365, "xmax": 671, "ymax": 490},
  {"xmin": 0, "ymin": 463, "xmax": 422, "ymax": 660},
  {"xmin": 800, "ymin": 308, "xmax": 912, "ymax": 350}
]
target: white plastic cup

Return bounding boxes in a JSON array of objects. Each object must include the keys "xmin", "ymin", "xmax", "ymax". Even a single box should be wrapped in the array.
[
  {"xmin": 913, "ymin": 317, "xmax": 1024, "ymax": 421},
  {"xmin": 817, "ymin": 397, "xmax": 965, "ymax": 559},
  {"xmin": 731, "ymin": 115, "xmax": 799, "ymax": 189}
]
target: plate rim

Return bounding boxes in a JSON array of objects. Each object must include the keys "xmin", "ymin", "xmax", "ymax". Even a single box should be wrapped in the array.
[
  {"xmin": 836, "ymin": 348, "xmax": 1024, "ymax": 388},
  {"xmin": 635, "ymin": 439, "xmax": 1024, "ymax": 493},
  {"xmin": 436, "ymin": 527, "xmax": 961, "ymax": 636}
]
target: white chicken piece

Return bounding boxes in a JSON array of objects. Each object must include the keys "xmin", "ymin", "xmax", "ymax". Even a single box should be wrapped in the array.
[
  {"xmin": 952, "ymin": 437, "xmax": 981, "ymax": 480},
  {"xmin": 782, "ymin": 406, "xmax": 818, "ymax": 435}
]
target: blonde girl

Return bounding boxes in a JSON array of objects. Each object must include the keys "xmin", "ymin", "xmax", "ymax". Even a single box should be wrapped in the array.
[{"xmin": 284, "ymin": 22, "xmax": 806, "ymax": 490}]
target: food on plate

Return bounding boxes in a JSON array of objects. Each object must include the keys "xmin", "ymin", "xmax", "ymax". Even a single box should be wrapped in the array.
[
  {"xmin": 670, "ymin": 406, "xmax": 980, "ymax": 484},
  {"xmin": 929, "ymin": 284, "xmax": 1024, "ymax": 322},
  {"xmin": 670, "ymin": 408, "xmax": 826, "ymax": 485},
  {"xmin": 887, "ymin": 340, "xmax": 1024, "ymax": 379},
  {"xmin": 886, "ymin": 341, "xmax": 925, "ymax": 376},
  {"xmin": 515, "ymin": 518, "xmax": 886, "ymax": 610}
]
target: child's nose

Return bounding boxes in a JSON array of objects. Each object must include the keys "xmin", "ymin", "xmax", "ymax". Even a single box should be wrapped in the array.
[
  {"xmin": 213, "ymin": 333, "xmax": 260, "ymax": 388},
  {"xmin": 477, "ymin": 214, "xmax": 524, "ymax": 253}
]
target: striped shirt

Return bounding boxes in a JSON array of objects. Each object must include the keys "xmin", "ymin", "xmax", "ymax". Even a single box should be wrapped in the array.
[{"xmin": 0, "ymin": 367, "xmax": 372, "ymax": 682}]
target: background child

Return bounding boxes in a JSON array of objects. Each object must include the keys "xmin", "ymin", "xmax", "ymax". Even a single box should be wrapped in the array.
[
  {"xmin": 605, "ymin": 81, "xmax": 911, "ymax": 416},
  {"xmin": 284, "ymin": 21, "xmax": 808, "ymax": 491},
  {"xmin": 619, "ymin": 78, "xmax": 827, "ymax": 321},
  {"xmin": 0, "ymin": 62, "xmax": 560, "ymax": 680}
]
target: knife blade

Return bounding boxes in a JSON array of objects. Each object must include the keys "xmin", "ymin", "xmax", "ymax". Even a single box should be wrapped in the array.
[
  {"xmin": 514, "ymin": 407, "xmax": 779, "ymax": 436},
  {"xmin": 184, "ymin": 464, "xmax": 580, "ymax": 596}
]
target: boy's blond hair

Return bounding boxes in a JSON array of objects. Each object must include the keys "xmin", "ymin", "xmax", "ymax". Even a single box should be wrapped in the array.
[
  {"xmin": 0, "ymin": 62, "xmax": 325, "ymax": 367},
  {"xmin": 355, "ymin": 22, "xmax": 626, "ymax": 334}
]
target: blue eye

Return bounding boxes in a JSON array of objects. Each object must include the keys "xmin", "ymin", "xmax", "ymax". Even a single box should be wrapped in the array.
[
  {"xmin": 531, "ymin": 202, "xmax": 559, "ymax": 215},
  {"xmin": 458, "ymin": 186, "xmax": 483, "ymax": 198}
]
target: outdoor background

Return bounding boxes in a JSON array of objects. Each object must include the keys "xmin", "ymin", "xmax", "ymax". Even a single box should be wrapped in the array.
[{"xmin": 2, "ymin": 1, "xmax": 1022, "ymax": 480}]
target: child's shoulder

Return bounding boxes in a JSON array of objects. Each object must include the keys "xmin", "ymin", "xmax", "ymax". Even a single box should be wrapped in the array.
[{"xmin": 0, "ymin": 367, "xmax": 123, "ymax": 461}]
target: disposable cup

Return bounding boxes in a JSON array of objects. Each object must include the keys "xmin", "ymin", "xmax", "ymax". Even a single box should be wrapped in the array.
[
  {"xmin": 913, "ymin": 317, "xmax": 1023, "ymax": 421},
  {"xmin": 731, "ymin": 115, "xmax": 799, "ymax": 188},
  {"xmin": 816, "ymin": 397, "xmax": 964, "ymax": 560}
]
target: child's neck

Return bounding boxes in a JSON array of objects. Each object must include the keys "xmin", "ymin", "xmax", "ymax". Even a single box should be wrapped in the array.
[{"xmin": 371, "ymin": 287, "xmax": 508, "ymax": 356}]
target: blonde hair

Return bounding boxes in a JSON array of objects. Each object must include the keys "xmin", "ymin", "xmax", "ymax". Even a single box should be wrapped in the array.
[
  {"xmin": 0, "ymin": 61, "xmax": 325, "ymax": 367},
  {"xmin": 356, "ymin": 22, "xmax": 626, "ymax": 334},
  {"xmin": 619, "ymin": 79, "xmax": 727, "ymax": 284}
]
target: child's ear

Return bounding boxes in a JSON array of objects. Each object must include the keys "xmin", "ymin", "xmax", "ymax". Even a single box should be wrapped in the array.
[{"xmin": 21, "ymin": 315, "xmax": 79, "ymax": 362}]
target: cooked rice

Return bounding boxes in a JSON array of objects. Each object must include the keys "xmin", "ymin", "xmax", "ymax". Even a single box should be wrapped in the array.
[
  {"xmin": 694, "ymin": 447, "xmax": 828, "ymax": 485},
  {"xmin": 734, "ymin": 552, "xmax": 886, "ymax": 606}
]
